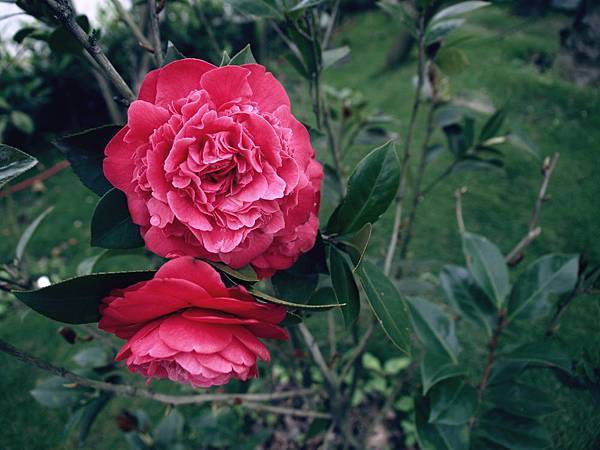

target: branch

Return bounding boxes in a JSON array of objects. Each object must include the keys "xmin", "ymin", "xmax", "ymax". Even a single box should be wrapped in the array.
[
  {"xmin": 147, "ymin": 0, "xmax": 163, "ymax": 66},
  {"xmin": 242, "ymin": 401, "xmax": 331, "ymax": 419},
  {"xmin": 43, "ymin": 0, "xmax": 135, "ymax": 103},
  {"xmin": 454, "ymin": 186, "xmax": 467, "ymax": 234},
  {"xmin": 478, "ymin": 310, "xmax": 507, "ymax": 396},
  {"xmin": 0, "ymin": 337, "xmax": 317, "ymax": 407},
  {"xmin": 109, "ymin": 0, "xmax": 154, "ymax": 52},
  {"xmin": 383, "ymin": 14, "xmax": 426, "ymax": 276},
  {"xmin": 340, "ymin": 319, "xmax": 375, "ymax": 379},
  {"xmin": 506, "ymin": 153, "xmax": 559, "ymax": 265},
  {"xmin": 298, "ymin": 323, "xmax": 338, "ymax": 389}
]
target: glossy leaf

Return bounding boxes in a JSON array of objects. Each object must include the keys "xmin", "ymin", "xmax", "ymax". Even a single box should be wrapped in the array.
[
  {"xmin": 77, "ymin": 393, "xmax": 112, "ymax": 446},
  {"xmin": 227, "ymin": 44, "xmax": 257, "ymax": 65},
  {"xmin": 48, "ymin": 15, "xmax": 90, "ymax": 54},
  {"xmin": 501, "ymin": 340, "xmax": 571, "ymax": 374},
  {"xmin": 330, "ymin": 246, "xmax": 360, "ymax": 327},
  {"xmin": 439, "ymin": 265, "xmax": 495, "ymax": 336},
  {"xmin": 462, "ymin": 232, "xmax": 510, "ymax": 309},
  {"xmin": 335, "ymin": 223, "xmax": 372, "ymax": 270},
  {"xmin": 428, "ymin": 378, "xmax": 477, "ymax": 425},
  {"xmin": 407, "ymin": 297, "xmax": 460, "ymax": 362},
  {"xmin": 415, "ymin": 396, "xmax": 469, "ymax": 450},
  {"xmin": 327, "ymin": 141, "xmax": 400, "ymax": 234},
  {"xmin": 91, "ymin": 188, "xmax": 144, "ymax": 249},
  {"xmin": 54, "ymin": 124, "xmax": 121, "ymax": 195},
  {"xmin": 272, "ymin": 269, "xmax": 318, "ymax": 304},
  {"xmin": 13, "ymin": 270, "xmax": 155, "ymax": 323},
  {"xmin": 307, "ymin": 287, "xmax": 336, "ymax": 309},
  {"xmin": 431, "ymin": 1, "xmax": 490, "ymax": 23},
  {"xmin": 476, "ymin": 409, "xmax": 551, "ymax": 450},
  {"xmin": 207, "ymin": 261, "xmax": 258, "ymax": 283},
  {"xmin": 16, "ymin": 206, "xmax": 54, "ymax": 261},
  {"xmin": 30, "ymin": 377, "xmax": 83, "ymax": 408},
  {"xmin": 421, "ymin": 351, "xmax": 464, "ymax": 394},
  {"xmin": 507, "ymin": 254, "xmax": 578, "ymax": 321},
  {"xmin": 479, "ymin": 108, "xmax": 506, "ymax": 142},
  {"xmin": 357, "ymin": 260, "xmax": 411, "ymax": 355},
  {"xmin": 0, "ymin": 144, "xmax": 38, "ymax": 189},
  {"xmin": 486, "ymin": 383, "xmax": 555, "ymax": 418},
  {"xmin": 322, "ymin": 46, "xmax": 350, "ymax": 69},
  {"xmin": 378, "ymin": 0, "xmax": 417, "ymax": 37},
  {"xmin": 250, "ymin": 288, "xmax": 340, "ymax": 310},
  {"xmin": 164, "ymin": 41, "xmax": 186, "ymax": 64},
  {"xmin": 425, "ymin": 18, "xmax": 465, "ymax": 45}
]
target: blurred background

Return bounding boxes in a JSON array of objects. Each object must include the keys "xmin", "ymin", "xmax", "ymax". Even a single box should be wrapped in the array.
[{"xmin": 0, "ymin": 0, "xmax": 599, "ymax": 449}]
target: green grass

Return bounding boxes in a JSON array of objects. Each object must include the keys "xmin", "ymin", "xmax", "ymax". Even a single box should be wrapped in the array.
[{"xmin": 1, "ymin": 4, "xmax": 599, "ymax": 449}]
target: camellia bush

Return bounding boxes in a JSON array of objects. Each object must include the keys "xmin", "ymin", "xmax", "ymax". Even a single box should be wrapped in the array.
[{"xmin": 1, "ymin": 0, "xmax": 598, "ymax": 449}]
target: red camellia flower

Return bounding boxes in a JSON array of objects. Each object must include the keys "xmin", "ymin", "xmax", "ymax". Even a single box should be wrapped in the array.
[
  {"xmin": 98, "ymin": 257, "xmax": 288, "ymax": 388},
  {"xmin": 103, "ymin": 59, "xmax": 323, "ymax": 278}
]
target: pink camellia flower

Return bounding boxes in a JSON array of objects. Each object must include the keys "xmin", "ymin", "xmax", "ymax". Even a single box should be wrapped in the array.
[
  {"xmin": 98, "ymin": 257, "xmax": 288, "ymax": 388},
  {"xmin": 103, "ymin": 59, "xmax": 323, "ymax": 278}
]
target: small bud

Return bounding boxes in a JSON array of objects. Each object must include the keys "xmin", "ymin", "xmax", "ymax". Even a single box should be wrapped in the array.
[
  {"xmin": 116, "ymin": 410, "xmax": 138, "ymax": 432},
  {"xmin": 58, "ymin": 326, "xmax": 77, "ymax": 344}
]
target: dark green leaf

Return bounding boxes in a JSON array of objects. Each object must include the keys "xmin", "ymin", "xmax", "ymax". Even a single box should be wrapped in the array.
[
  {"xmin": 226, "ymin": 0, "xmax": 282, "ymax": 18},
  {"xmin": 425, "ymin": 144, "xmax": 445, "ymax": 165},
  {"xmin": 439, "ymin": 265, "xmax": 496, "ymax": 336},
  {"xmin": 476, "ymin": 409, "xmax": 551, "ymax": 450},
  {"xmin": 16, "ymin": 206, "xmax": 54, "ymax": 261},
  {"xmin": 48, "ymin": 15, "xmax": 90, "ymax": 54},
  {"xmin": 330, "ymin": 246, "xmax": 360, "ymax": 327},
  {"xmin": 479, "ymin": 108, "xmax": 506, "ymax": 142},
  {"xmin": 451, "ymin": 158, "xmax": 504, "ymax": 174},
  {"xmin": 226, "ymin": 44, "xmax": 257, "ymax": 65},
  {"xmin": 327, "ymin": 141, "xmax": 400, "ymax": 234},
  {"xmin": 443, "ymin": 124, "xmax": 467, "ymax": 158},
  {"xmin": 486, "ymin": 383, "xmax": 555, "ymax": 418},
  {"xmin": 54, "ymin": 124, "xmax": 121, "ymax": 195},
  {"xmin": 91, "ymin": 188, "xmax": 144, "ymax": 249},
  {"xmin": 250, "ymin": 288, "xmax": 340, "ymax": 310},
  {"xmin": 307, "ymin": 287, "xmax": 336, "ymax": 309},
  {"xmin": 421, "ymin": 351, "xmax": 465, "ymax": 394},
  {"xmin": 462, "ymin": 232, "xmax": 509, "ymax": 309},
  {"xmin": 13, "ymin": 26, "xmax": 37, "ymax": 43},
  {"xmin": 415, "ymin": 396, "xmax": 469, "ymax": 450},
  {"xmin": 155, "ymin": 410, "xmax": 184, "ymax": 447},
  {"xmin": 30, "ymin": 376, "xmax": 83, "ymax": 408},
  {"xmin": 207, "ymin": 261, "xmax": 258, "ymax": 283},
  {"xmin": 322, "ymin": 46, "xmax": 350, "ymax": 69},
  {"xmin": 428, "ymin": 378, "xmax": 477, "ymax": 425},
  {"xmin": 272, "ymin": 269, "xmax": 318, "ymax": 304},
  {"xmin": 507, "ymin": 254, "xmax": 578, "ymax": 321},
  {"xmin": 356, "ymin": 260, "xmax": 411, "ymax": 355},
  {"xmin": 500, "ymin": 340, "xmax": 571, "ymax": 374},
  {"xmin": 10, "ymin": 111, "xmax": 34, "ymax": 134},
  {"xmin": 13, "ymin": 270, "xmax": 155, "ymax": 323},
  {"xmin": 78, "ymin": 393, "xmax": 113, "ymax": 445},
  {"xmin": 378, "ymin": 0, "xmax": 417, "ymax": 37},
  {"xmin": 335, "ymin": 223, "xmax": 372, "ymax": 269},
  {"xmin": 435, "ymin": 48, "xmax": 469, "ymax": 75},
  {"xmin": 463, "ymin": 117, "xmax": 475, "ymax": 150},
  {"xmin": 407, "ymin": 297, "xmax": 460, "ymax": 362},
  {"xmin": 73, "ymin": 347, "xmax": 111, "ymax": 368},
  {"xmin": 0, "ymin": 144, "xmax": 38, "ymax": 189},
  {"xmin": 164, "ymin": 41, "xmax": 186, "ymax": 65}
]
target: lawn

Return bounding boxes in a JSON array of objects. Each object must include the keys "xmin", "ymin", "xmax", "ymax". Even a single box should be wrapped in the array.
[{"xmin": 1, "ymin": 4, "xmax": 599, "ymax": 449}]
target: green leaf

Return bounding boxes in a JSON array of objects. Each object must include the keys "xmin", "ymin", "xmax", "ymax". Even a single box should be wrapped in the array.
[
  {"xmin": 335, "ymin": 223, "xmax": 372, "ymax": 270},
  {"xmin": 356, "ymin": 260, "xmax": 411, "ymax": 355},
  {"xmin": 378, "ymin": 0, "xmax": 417, "ymax": 37},
  {"xmin": 307, "ymin": 287, "xmax": 336, "ymax": 309},
  {"xmin": 506, "ymin": 131, "xmax": 541, "ymax": 160},
  {"xmin": 421, "ymin": 351, "xmax": 464, "ymax": 394},
  {"xmin": 91, "ymin": 188, "xmax": 144, "ymax": 249},
  {"xmin": 164, "ymin": 41, "xmax": 186, "ymax": 65},
  {"xmin": 439, "ymin": 265, "xmax": 496, "ymax": 336},
  {"xmin": 13, "ymin": 26, "xmax": 37, "ymax": 43},
  {"xmin": 435, "ymin": 48, "xmax": 469, "ymax": 75},
  {"xmin": 479, "ymin": 108, "xmax": 506, "ymax": 142},
  {"xmin": 362, "ymin": 353, "xmax": 382, "ymax": 372},
  {"xmin": 415, "ymin": 396, "xmax": 469, "ymax": 450},
  {"xmin": 155, "ymin": 410, "xmax": 184, "ymax": 447},
  {"xmin": 54, "ymin": 124, "xmax": 121, "ymax": 196},
  {"xmin": 10, "ymin": 111, "xmax": 34, "ymax": 134},
  {"xmin": 48, "ymin": 15, "xmax": 90, "ymax": 54},
  {"xmin": 486, "ymin": 383, "xmax": 555, "ymax": 418},
  {"xmin": 428, "ymin": 378, "xmax": 477, "ymax": 425},
  {"xmin": 425, "ymin": 18, "xmax": 465, "ymax": 45},
  {"xmin": 16, "ymin": 206, "xmax": 54, "ymax": 261},
  {"xmin": 226, "ymin": 44, "xmax": 257, "ymax": 65},
  {"xmin": 207, "ymin": 261, "xmax": 258, "ymax": 283},
  {"xmin": 30, "ymin": 376, "xmax": 83, "ymax": 408},
  {"xmin": 476, "ymin": 409, "xmax": 551, "ymax": 450},
  {"xmin": 507, "ymin": 254, "xmax": 578, "ymax": 321},
  {"xmin": 462, "ymin": 232, "xmax": 510, "ymax": 309},
  {"xmin": 330, "ymin": 246, "xmax": 360, "ymax": 327},
  {"xmin": 249, "ymin": 288, "xmax": 340, "ymax": 310},
  {"xmin": 322, "ymin": 46, "xmax": 350, "ymax": 69},
  {"xmin": 13, "ymin": 270, "xmax": 155, "ymax": 323},
  {"xmin": 500, "ymin": 340, "xmax": 571, "ymax": 374},
  {"xmin": 451, "ymin": 158, "xmax": 504, "ymax": 174},
  {"xmin": 226, "ymin": 0, "xmax": 283, "ymax": 19},
  {"xmin": 272, "ymin": 269, "xmax": 318, "ymax": 304},
  {"xmin": 327, "ymin": 141, "xmax": 400, "ymax": 234},
  {"xmin": 431, "ymin": 1, "xmax": 490, "ymax": 23},
  {"xmin": 384, "ymin": 357, "xmax": 411, "ymax": 375},
  {"xmin": 407, "ymin": 297, "xmax": 460, "ymax": 363},
  {"xmin": 73, "ymin": 347, "xmax": 111, "ymax": 368},
  {"xmin": 78, "ymin": 393, "xmax": 112, "ymax": 445},
  {"xmin": 0, "ymin": 144, "xmax": 38, "ymax": 189},
  {"xmin": 442, "ymin": 124, "xmax": 467, "ymax": 158}
]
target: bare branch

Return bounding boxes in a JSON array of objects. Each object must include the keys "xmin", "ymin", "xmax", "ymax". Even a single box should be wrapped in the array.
[
  {"xmin": 43, "ymin": 0, "xmax": 135, "ymax": 103},
  {"xmin": 298, "ymin": 323, "xmax": 338, "ymax": 389},
  {"xmin": 0, "ymin": 337, "xmax": 317, "ymax": 407},
  {"xmin": 148, "ymin": 0, "xmax": 164, "ymax": 66},
  {"xmin": 109, "ymin": 0, "xmax": 154, "ymax": 52},
  {"xmin": 242, "ymin": 402, "xmax": 331, "ymax": 419}
]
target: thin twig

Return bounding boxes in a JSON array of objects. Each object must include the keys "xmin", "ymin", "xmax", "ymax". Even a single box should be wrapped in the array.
[
  {"xmin": 454, "ymin": 187, "xmax": 467, "ymax": 234},
  {"xmin": 242, "ymin": 401, "xmax": 331, "ymax": 419},
  {"xmin": 109, "ymin": 0, "xmax": 153, "ymax": 51},
  {"xmin": 383, "ymin": 14, "xmax": 426, "ymax": 276},
  {"xmin": 82, "ymin": 51, "xmax": 124, "ymax": 123},
  {"xmin": 43, "ymin": 0, "xmax": 135, "ymax": 103},
  {"xmin": 478, "ymin": 310, "xmax": 507, "ymax": 396},
  {"xmin": 322, "ymin": 0, "xmax": 340, "ymax": 49},
  {"xmin": 0, "ymin": 337, "xmax": 317, "ymax": 406},
  {"xmin": 340, "ymin": 319, "xmax": 375, "ymax": 379},
  {"xmin": 298, "ymin": 323, "xmax": 338, "ymax": 389},
  {"xmin": 506, "ymin": 153, "xmax": 559, "ymax": 265},
  {"xmin": 148, "ymin": 0, "xmax": 164, "ymax": 67}
]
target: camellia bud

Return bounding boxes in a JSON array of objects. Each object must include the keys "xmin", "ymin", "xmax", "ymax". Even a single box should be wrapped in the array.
[
  {"xmin": 115, "ymin": 410, "xmax": 138, "ymax": 432},
  {"xmin": 58, "ymin": 326, "xmax": 77, "ymax": 344}
]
